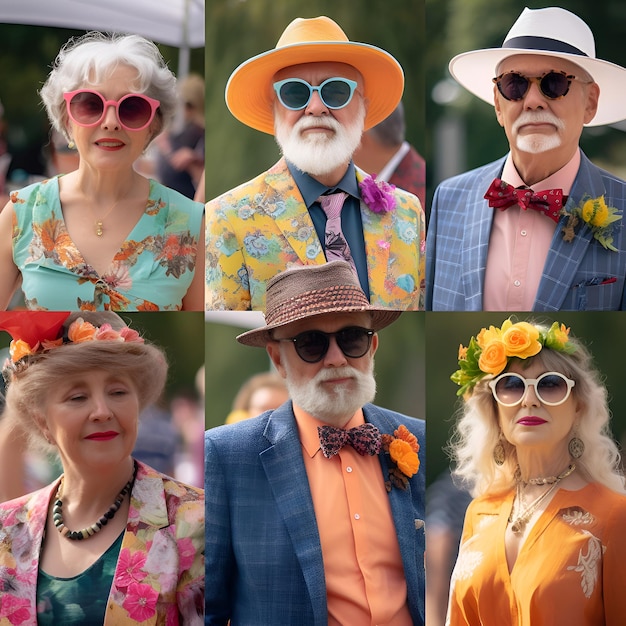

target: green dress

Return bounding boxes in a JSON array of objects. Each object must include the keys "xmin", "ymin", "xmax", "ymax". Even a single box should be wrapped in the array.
[{"xmin": 36, "ymin": 531, "xmax": 124, "ymax": 624}]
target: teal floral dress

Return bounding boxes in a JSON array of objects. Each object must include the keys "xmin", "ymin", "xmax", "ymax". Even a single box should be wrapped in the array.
[{"xmin": 11, "ymin": 177, "xmax": 204, "ymax": 310}]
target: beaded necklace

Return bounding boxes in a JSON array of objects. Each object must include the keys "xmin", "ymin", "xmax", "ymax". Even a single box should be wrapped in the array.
[{"xmin": 52, "ymin": 461, "xmax": 137, "ymax": 540}]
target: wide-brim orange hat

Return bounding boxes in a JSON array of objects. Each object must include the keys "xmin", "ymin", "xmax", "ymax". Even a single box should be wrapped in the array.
[{"xmin": 225, "ymin": 16, "xmax": 405, "ymax": 135}]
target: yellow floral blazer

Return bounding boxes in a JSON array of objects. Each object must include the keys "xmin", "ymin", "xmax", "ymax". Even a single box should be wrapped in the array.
[
  {"xmin": 205, "ymin": 158, "xmax": 425, "ymax": 310},
  {"xmin": 0, "ymin": 461, "xmax": 204, "ymax": 625}
]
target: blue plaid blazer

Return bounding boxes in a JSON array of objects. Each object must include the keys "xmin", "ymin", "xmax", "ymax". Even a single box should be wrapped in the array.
[
  {"xmin": 204, "ymin": 402, "xmax": 425, "ymax": 626},
  {"xmin": 426, "ymin": 151, "xmax": 626, "ymax": 311}
]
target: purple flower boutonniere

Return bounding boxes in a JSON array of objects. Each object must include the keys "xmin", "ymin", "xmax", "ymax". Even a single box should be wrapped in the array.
[{"xmin": 359, "ymin": 175, "xmax": 397, "ymax": 214}]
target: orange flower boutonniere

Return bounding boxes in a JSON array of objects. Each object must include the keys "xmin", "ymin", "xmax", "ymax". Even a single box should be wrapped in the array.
[{"xmin": 382, "ymin": 425, "xmax": 420, "ymax": 492}]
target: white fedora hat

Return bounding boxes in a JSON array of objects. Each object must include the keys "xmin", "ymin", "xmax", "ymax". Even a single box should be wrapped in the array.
[{"xmin": 448, "ymin": 6, "xmax": 626, "ymax": 127}]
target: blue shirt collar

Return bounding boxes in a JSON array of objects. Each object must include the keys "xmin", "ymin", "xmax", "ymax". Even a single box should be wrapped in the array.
[{"xmin": 286, "ymin": 160, "xmax": 361, "ymax": 208}]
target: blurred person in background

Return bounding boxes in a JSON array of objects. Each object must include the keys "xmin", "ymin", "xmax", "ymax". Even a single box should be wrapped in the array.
[
  {"xmin": 154, "ymin": 73, "xmax": 205, "ymax": 199},
  {"xmin": 353, "ymin": 101, "xmax": 426, "ymax": 210},
  {"xmin": 427, "ymin": 7, "xmax": 626, "ymax": 311},
  {"xmin": 0, "ymin": 32, "xmax": 204, "ymax": 311},
  {"xmin": 225, "ymin": 370, "xmax": 289, "ymax": 423},
  {"xmin": 0, "ymin": 311, "xmax": 204, "ymax": 623}
]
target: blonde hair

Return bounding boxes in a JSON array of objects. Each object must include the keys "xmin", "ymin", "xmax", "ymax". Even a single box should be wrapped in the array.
[
  {"xmin": 449, "ymin": 326, "xmax": 625, "ymax": 497},
  {"xmin": 3, "ymin": 312, "xmax": 167, "ymax": 454}
]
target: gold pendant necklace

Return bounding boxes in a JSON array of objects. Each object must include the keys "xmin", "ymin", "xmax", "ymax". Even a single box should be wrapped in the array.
[{"xmin": 91, "ymin": 198, "xmax": 123, "ymax": 237}]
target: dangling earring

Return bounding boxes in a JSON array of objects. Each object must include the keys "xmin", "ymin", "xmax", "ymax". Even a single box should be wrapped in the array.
[
  {"xmin": 493, "ymin": 438, "xmax": 506, "ymax": 466},
  {"xmin": 568, "ymin": 435, "xmax": 585, "ymax": 459},
  {"xmin": 68, "ymin": 141, "xmax": 75, "ymax": 149}
]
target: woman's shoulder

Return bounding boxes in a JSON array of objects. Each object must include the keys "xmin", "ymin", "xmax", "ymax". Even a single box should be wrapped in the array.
[
  {"xmin": 10, "ymin": 176, "xmax": 60, "ymax": 209},
  {"xmin": 148, "ymin": 179, "xmax": 204, "ymax": 215}
]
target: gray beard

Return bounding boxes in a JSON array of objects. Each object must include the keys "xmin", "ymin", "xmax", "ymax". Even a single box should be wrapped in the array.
[{"xmin": 285, "ymin": 364, "xmax": 376, "ymax": 425}]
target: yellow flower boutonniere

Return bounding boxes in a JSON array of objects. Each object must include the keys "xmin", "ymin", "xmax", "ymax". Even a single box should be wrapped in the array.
[
  {"xmin": 561, "ymin": 195, "xmax": 622, "ymax": 251},
  {"xmin": 382, "ymin": 425, "xmax": 420, "ymax": 492}
]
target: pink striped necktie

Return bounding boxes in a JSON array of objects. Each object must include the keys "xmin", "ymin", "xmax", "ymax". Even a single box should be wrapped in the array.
[{"xmin": 317, "ymin": 192, "xmax": 357, "ymax": 273}]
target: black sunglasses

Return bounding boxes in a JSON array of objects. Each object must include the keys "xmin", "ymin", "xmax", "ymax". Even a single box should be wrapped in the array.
[
  {"xmin": 273, "ymin": 77, "xmax": 358, "ymax": 111},
  {"xmin": 277, "ymin": 326, "xmax": 374, "ymax": 363},
  {"xmin": 493, "ymin": 70, "xmax": 577, "ymax": 101}
]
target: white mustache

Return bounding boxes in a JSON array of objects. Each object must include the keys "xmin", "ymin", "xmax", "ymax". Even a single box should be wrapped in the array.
[
  {"xmin": 294, "ymin": 115, "xmax": 339, "ymax": 133},
  {"xmin": 513, "ymin": 111, "xmax": 565, "ymax": 134}
]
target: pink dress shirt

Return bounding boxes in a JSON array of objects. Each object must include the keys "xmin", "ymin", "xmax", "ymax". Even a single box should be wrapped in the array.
[{"xmin": 483, "ymin": 150, "xmax": 581, "ymax": 310}]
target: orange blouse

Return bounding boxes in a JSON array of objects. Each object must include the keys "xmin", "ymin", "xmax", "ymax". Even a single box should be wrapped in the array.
[{"xmin": 447, "ymin": 482, "xmax": 626, "ymax": 626}]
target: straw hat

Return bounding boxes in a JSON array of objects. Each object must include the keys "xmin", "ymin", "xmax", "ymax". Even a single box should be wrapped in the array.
[
  {"xmin": 449, "ymin": 7, "xmax": 626, "ymax": 127},
  {"xmin": 236, "ymin": 262, "xmax": 401, "ymax": 347},
  {"xmin": 225, "ymin": 16, "xmax": 404, "ymax": 135}
]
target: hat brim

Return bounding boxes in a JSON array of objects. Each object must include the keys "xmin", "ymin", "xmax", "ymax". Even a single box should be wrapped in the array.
[
  {"xmin": 226, "ymin": 41, "xmax": 404, "ymax": 135},
  {"xmin": 236, "ymin": 307, "xmax": 402, "ymax": 348},
  {"xmin": 449, "ymin": 48, "xmax": 626, "ymax": 127}
]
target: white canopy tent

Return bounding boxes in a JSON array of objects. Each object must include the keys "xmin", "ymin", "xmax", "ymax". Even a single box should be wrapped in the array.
[{"xmin": 0, "ymin": 0, "xmax": 204, "ymax": 77}]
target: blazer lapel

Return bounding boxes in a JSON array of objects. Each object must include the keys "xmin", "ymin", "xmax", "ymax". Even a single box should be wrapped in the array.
[
  {"xmin": 105, "ymin": 462, "xmax": 169, "ymax": 626},
  {"xmin": 461, "ymin": 159, "xmax": 505, "ymax": 309},
  {"xmin": 534, "ymin": 153, "xmax": 602, "ymax": 310},
  {"xmin": 259, "ymin": 404, "xmax": 327, "ymax": 624},
  {"xmin": 262, "ymin": 159, "xmax": 326, "ymax": 265}
]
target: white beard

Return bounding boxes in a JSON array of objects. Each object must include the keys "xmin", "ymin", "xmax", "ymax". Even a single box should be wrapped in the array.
[
  {"xmin": 274, "ymin": 101, "xmax": 366, "ymax": 177},
  {"xmin": 285, "ymin": 362, "xmax": 376, "ymax": 425},
  {"xmin": 513, "ymin": 111, "xmax": 565, "ymax": 154}
]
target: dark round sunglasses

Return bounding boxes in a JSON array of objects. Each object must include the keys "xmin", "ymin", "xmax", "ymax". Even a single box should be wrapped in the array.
[
  {"xmin": 493, "ymin": 70, "xmax": 577, "ymax": 101},
  {"xmin": 273, "ymin": 77, "xmax": 358, "ymax": 111},
  {"xmin": 277, "ymin": 326, "xmax": 374, "ymax": 363},
  {"xmin": 488, "ymin": 371, "xmax": 575, "ymax": 407},
  {"xmin": 63, "ymin": 90, "xmax": 161, "ymax": 131}
]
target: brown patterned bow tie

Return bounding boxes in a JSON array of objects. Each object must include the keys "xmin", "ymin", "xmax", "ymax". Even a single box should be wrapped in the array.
[
  {"xmin": 484, "ymin": 178, "xmax": 564, "ymax": 223},
  {"xmin": 318, "ymin": 423, "xmax": 382, "ymax": 458}
]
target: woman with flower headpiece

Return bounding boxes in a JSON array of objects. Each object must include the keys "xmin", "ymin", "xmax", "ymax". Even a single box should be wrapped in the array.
[
  {"xmin": 446, "ymin": 318, "xmax": 626, "ymax": 625},
  {"xmin": 0, "ymin": 312, "xmax": 204, "ymax": 624}
]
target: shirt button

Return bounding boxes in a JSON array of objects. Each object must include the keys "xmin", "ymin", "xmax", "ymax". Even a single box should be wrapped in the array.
[
  {"xmin": 354, "ymin": 513, "xmax": 361, "ymax": 520},
  {"xmin": 514, "ymin": 280, "xmax": 521, "ymax": 287},
  {"xmin": 520, "ymin": 230, "xmax": 527, "ymax": 236},
  {"xmin": 346, "ymin": 466, "xmax": 353, "ymax": 473}
]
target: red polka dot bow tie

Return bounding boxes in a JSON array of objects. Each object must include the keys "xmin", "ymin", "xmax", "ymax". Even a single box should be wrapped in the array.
[
  {"xmin": 484, "ymin": 178, "xmax": 565, "ymax": 223},
  {"xmin": 317, "ymin": 423, "xmax": 382, "ymax": 458}
]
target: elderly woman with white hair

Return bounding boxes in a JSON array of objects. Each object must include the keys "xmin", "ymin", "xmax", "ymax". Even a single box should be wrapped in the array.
[
  {"xmin": 446, "ymin": 318, "xmax": 626, "ymax": 625},
  {"xmin": 0, "ymin": 311, "xmax": 204, "ymax": 624},
  {"xmin": 0, "ymin": 33, "xmax": 205, "ymax": 311}
]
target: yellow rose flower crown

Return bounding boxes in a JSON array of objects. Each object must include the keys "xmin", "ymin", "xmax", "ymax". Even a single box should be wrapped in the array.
[{"xmin": 451, "ymin": 319, "xmax": 576, "ymax": 397}]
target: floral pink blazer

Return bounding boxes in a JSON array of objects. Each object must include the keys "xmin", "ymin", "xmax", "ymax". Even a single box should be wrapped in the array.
[
  {"xmin": 0, "ymin": 461, "xmax": 204, "ymax": 625},
  {"xmin": 205, "ymin": 158, "xmax": 426, "ymax": 311}
]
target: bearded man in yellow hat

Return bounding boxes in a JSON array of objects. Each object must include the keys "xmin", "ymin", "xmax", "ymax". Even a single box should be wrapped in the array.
[{"xmin": 205, "ymin": 16, "xmax": 425, "ymax": 311}]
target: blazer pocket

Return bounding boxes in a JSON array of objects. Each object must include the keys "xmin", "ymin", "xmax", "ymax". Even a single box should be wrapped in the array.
[{"xmin": 569, "ymin": 279, "xmax": 622, "ymax": 310}]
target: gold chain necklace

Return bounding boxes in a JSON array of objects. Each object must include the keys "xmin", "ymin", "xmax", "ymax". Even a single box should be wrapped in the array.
[{"xmin": 508, "ymin": 463, "xmax": 575, "ymax": 535}]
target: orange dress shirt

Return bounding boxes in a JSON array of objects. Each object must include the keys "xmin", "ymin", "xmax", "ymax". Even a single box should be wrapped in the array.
[
  {"xmin": 293, "ymin": 405, "xmax": 412, "ymax": 626},
  {"xmin": 484, "ymin": 150, "xmax": 581, "ymax": 310}
]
